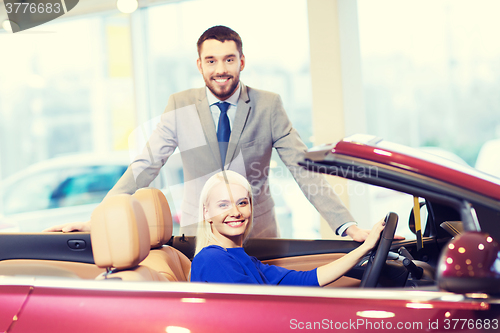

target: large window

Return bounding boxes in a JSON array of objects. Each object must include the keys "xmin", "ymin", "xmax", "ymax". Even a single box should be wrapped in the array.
[
  {"xmin": 0, "ymin": 15, "xmax": 136, "ymax": 179},
  {"xmin": 0, "ymin": 18, "xmax": 99, "ymax": 177},
  {"xmin": 358, "ymin": 0, "xmax": 500, "ymax": 167}
]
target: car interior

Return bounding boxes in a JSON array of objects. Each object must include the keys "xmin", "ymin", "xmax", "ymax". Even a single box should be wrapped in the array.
[{"xmin": 0, "ymin": 184, "xmax": 464, "ymax": 290}]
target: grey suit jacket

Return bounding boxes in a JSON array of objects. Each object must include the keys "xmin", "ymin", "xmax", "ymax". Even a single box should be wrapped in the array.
[{"xmin": 108, "ymin": 83, "xmax": 354, "ymax": 237}]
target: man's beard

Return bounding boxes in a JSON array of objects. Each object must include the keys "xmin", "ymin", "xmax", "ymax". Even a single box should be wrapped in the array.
[{"xmin": 204, "ymin": 73, "xmax": 240, "ymax": 100}]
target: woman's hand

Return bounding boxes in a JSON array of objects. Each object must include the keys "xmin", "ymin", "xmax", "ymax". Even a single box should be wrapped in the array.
[
  {"xmin": 317, "ymin": 218, "xmax": 387, "ymax": 286},
  {"xmin": 360, "ymin": 218, "xmax": 386, "ymax": 250}
]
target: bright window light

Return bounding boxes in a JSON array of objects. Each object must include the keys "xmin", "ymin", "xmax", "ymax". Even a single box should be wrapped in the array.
[{"xmin": 117, "ymin": 0, "xmax": 138, "ymax": 14}]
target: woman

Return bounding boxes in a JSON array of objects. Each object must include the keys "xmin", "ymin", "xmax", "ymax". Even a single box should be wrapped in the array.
[{"xmin": 190, "ymin": 171, "xmax": 385, "ymax": 286}]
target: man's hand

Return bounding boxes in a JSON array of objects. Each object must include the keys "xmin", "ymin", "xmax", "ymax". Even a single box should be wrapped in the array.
[
  {"xmin": 345, "ymin": 225, "xmax": 369, "ymax": 242},
  {"xmin": 345, "ymin": 223, "xmax": 405, "ymax": 242},
  {"xmin": 43, "ymin": 221, "xmax": 91, "ymax": 233}
]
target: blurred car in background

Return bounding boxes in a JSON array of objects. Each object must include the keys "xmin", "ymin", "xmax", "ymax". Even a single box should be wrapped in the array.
[
  {"xmin": 0, "ymin": 153, "xmax": 130, "ymax": 232},
  {"xmin": 0, "ymin": 152, "xmax": 184, "ymax": 234}
]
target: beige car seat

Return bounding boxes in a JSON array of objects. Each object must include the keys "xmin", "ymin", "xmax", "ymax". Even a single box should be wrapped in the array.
[
  {"xmin": 91, "ymin": 194, "xmax": 167, "ymax": 281},
  {"xmin": 133, "ymin": 188, "xmax": 192, "ymax": 281}
]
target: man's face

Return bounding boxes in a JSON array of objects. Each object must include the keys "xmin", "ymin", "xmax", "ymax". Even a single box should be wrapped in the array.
[{"xmin": 197, "ymin": 39, "xmax": 245, "ymax": 100}]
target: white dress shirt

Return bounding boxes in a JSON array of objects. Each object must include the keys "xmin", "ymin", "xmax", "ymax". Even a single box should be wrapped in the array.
[{"xmin": 206, "ymin": 85, "xmax": 241, "ymax": 132}]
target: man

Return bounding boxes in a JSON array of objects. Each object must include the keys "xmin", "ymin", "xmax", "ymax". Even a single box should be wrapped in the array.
[{"xmin": 48, "ymin": 26, "xmax": 369, "ymax": 241}]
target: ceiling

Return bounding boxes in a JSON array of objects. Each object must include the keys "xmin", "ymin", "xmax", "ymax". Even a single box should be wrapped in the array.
[{"xmin": 0, "ymin": 0, "xmax": 178, "ymax": 31}]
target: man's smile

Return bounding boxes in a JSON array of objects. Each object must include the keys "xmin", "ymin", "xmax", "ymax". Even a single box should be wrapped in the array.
[{"xmin": 213, "ymin": 76, "xmax": 232, "ymax": 85}]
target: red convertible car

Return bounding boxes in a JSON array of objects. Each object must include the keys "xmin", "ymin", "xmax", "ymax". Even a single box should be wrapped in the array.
[{"xmin": 1, "ymin": 134, "xmax": 499, "ymax": 333}]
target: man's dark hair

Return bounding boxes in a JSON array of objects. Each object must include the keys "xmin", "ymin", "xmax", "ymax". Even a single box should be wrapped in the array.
[{"xmin": 197, "ymin": 26, "xmax": 243, "ymax": 57}]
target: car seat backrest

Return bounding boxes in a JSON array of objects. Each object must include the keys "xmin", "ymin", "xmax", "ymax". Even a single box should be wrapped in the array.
[
  {"xmin": 132, "ymin": 188, "xmax": 172, "ymax": 248},
  {"xmin": 133, "ymin": 188, "xmax": 192, "ymax": 281},
  {"xmin": 90, "ymin": 194, "xmax": 167, "ymax": 281}
]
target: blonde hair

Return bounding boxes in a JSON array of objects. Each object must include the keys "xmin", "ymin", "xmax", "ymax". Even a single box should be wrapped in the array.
[{"xmin": 195, "ymin": 170, "xmax": 254, "ymax": 255}]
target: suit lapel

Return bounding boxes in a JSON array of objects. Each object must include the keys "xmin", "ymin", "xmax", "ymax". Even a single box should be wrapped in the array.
[
  {"xmin": 226, "ymin": 83, "xmax": 251, "ymax": 168},
  {"xmin": 196, "ymin": 88, "xmax": 222, "ymax": 168}
]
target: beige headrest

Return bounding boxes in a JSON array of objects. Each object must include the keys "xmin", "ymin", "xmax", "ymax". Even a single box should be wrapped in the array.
[
  {"xmin": 132, "ymin": 188, "xmax": 172, "ymax": 249},
  {"xmin": 91, "ymin": 195, "xmax": 151, "ymax": 270}
]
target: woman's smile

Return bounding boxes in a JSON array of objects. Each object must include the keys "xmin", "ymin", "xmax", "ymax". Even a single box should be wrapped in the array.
[{"xmin": 224, "ymin": 219, "xmax": 246, "ymax": 227}]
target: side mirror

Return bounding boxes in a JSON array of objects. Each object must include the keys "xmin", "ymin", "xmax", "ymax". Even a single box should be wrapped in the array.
[{"xmin": 437, "ymin": 232, "xmax": 500, "ymax": 294}]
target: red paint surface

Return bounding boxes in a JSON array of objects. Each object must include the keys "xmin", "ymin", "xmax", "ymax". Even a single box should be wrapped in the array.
[
  {"xmin": 0, "ymin": 285, "xmax": 31, "ymax": 332},
  {"xmin": 440, "ymin": 232, "xmax": 500, "ymax": 278},
  {"xmin": 10, "ymin": 286, "xmax": 497, "ymax": 333},
  {"xmin": 333, "ymin": 140, "xmax": 500, "ymax": 201}
]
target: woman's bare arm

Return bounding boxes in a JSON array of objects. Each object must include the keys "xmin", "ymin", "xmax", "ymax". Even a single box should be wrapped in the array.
[{"xmin": 316, "ymin": 219, "xmax": 385, "ymax": 287}]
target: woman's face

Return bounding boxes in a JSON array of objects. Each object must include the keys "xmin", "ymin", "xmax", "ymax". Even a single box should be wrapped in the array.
[{"xmin": 204, "ymin": 182, "xmax": 251, "ymax": 247}]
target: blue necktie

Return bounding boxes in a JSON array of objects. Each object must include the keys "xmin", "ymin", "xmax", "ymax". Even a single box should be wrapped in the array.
[{"xmin": 216, "ymin": 102, "xmax": 231, "ymax": 166}]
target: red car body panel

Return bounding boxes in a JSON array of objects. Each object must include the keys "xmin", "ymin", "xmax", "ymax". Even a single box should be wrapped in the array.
[
  {"xmin": 0, "ymin": 285, "xmax": 31, "ymax": 332},
  {"xmin": 8, "ymin": 282, "xmax": 495, "ymax": 333},
  {"xmin": 333, "ymin": 138, "xmax": 500, "ymax": 201}
]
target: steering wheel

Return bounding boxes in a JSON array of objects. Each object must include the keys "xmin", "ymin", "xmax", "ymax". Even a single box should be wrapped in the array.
[{"xmin": 359, "ymin": 212, "xmax": 399, "ymax": 288}]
